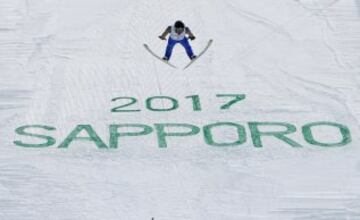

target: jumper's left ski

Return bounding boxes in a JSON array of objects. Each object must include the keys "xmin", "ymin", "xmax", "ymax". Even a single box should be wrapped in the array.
[
  {"xmin": 183, "ymin": 39, "xmax": 213, "ymax": 70},
  {"xmin": 143, "ymin": 44, "xmax": 177, "ymax": 68}
]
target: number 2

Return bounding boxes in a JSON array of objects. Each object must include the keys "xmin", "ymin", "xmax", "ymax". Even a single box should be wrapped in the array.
[{"xmin": 111, "ymin": 97, "xmax": 140, "ymax": 112}]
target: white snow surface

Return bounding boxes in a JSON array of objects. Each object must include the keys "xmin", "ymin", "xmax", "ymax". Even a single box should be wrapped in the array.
[{"xmin": 1, "ymin": 0, "xmax": 360, "ymax": 219}]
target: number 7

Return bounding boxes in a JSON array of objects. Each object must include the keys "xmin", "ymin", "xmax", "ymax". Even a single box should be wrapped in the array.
[{"xmin": 216, "ymin": 94, "xmax": 246, "ymax": 110}]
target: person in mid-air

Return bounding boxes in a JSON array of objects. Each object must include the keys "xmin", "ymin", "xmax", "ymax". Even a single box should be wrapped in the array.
[{"xmin": 159, "ymin": 20, "xmax": 197, "ymax": 61}]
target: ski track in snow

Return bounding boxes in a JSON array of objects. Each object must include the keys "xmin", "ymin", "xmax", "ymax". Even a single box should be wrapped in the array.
[
  {"xmin": 356, "ymin": 0, "xmax": 360, "ymax": 16},
  {"xmin": 1, "ymin": 0, "xmax": 360, "ymax": 219}
]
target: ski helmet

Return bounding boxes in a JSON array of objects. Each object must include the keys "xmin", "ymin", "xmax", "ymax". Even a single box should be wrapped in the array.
[{"xmin": 174, "ymin": 20, "xmax": 185, "ymax": 29}]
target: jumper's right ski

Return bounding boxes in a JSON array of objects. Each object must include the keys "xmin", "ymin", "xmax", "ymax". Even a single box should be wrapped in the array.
[{"xmin": 143, "ymin": 44, "xmax": 177, "ymax": 68}]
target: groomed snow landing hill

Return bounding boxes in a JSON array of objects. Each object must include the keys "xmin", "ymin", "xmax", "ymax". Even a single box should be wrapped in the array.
[{"xmin": 1, "ymin": 0, "xmax": 360, "ymax": 219}]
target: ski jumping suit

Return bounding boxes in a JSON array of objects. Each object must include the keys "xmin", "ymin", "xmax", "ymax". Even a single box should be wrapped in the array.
[{"xmin": 165, "ymin": 26, "xmax": 195, "ymax": 60}]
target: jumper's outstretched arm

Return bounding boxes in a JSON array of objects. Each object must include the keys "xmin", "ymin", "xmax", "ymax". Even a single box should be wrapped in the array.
[
  {"xmin": 186, "ymin": 27, "xmax": 196, "ymax": 40},
  {"xmin": 159, "ymin": 26, "xmax": 171, "ymax": 40}
]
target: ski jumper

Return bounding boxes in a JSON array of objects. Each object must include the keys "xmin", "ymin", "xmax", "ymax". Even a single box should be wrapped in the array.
[{"xmin": 164, "ymin": 26, "xmax": 195, "ymax": 60}]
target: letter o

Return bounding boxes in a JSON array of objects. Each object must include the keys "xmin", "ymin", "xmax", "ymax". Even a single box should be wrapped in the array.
[
  {"xmin": 302, "ymin": 122, "xmax": 351, "ymax": 147},
  {"xmin": 203, "ymin": 122, "xmax": 246, "ymax": 147}
]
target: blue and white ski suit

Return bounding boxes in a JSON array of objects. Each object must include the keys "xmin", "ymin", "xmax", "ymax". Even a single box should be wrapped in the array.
[{"xmin": 164, "ymin": 26, "xmax": 195, "ymax": 60}]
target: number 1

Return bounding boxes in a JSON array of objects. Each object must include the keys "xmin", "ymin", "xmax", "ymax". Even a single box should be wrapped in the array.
[{"xmin": 185, "ymin": 95, "xmax": 202, "ymax": 111}]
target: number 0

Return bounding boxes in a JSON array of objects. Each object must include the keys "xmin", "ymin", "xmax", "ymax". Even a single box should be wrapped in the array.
[{"xmin": 146, "ymin": 96, "xmax": 179, "ymax": 112}]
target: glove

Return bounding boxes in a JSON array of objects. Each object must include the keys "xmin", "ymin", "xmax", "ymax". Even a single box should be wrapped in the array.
[
  {"xmin": 189, "ymin": 36, "xmax": 196, "ymax": 41},
  {"xmin": 159, "ymin": 36, "xmax": 166, "ymax": 40}
]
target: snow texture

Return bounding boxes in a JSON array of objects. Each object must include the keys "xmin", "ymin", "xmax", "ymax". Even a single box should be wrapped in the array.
[{"xmin": 1, "ymin": 0, "xmax": 360, "ymax": 219}]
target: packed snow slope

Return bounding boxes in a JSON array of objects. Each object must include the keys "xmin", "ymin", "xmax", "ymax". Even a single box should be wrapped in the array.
[{"xmin": 1, "ymin": 0, "xmax": 360, "ymax": 219}]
